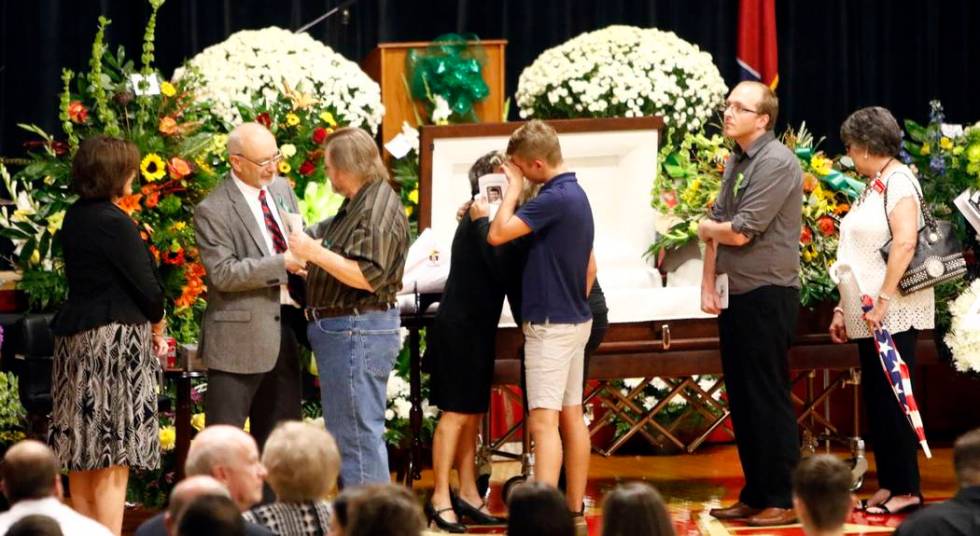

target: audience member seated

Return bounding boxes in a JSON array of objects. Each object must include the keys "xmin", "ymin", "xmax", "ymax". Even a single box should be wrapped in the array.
[
  {"xmin": 134, "ymin": 425, "xmax": 273, "ymax": 536},
  {"xmin": 0, "ymin": 440, "xmax": 113, "ymax": 535},
  {"xmin": 793, "ymin": 455, "xmax": 855, "ymax": 536},
  {"xmin": 329, "ymin": 487, "xmax": 366, "ymax": 536},
  {"xmin": 344, "ymin": 484, "xmax": 425, "ymax": 536},
  {"xmin": 507, "ymin": 482, "xmax": 574, "ymax": 536},
  {"xmin": 601, "ymin": 481, "xmax": 675, "ymax": 536},
  {"xmin": 6, "ymin": 514, "xmax": 65, "ymax": 536},
  {"xmin": 176, "ymin": 494, "xmax": 246, "ymax": 536},
  {"xmin": 895, "ymin": 427, "xmax": 980, "ymax": 535},
  {"xmin": 244, "ymin": 421, "xmax": 340, "ymax": 534}
]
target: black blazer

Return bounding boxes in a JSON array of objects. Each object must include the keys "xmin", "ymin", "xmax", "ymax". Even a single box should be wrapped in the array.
[{"xmin": 50, "ymin": 199, "xmax": 165, "ymax": 336}]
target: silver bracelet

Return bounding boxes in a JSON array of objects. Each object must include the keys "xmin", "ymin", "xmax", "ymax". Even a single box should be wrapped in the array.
[
  {"xmin": 833, "ymin": 306, "xmax": 844, "ymax": 315},
  {"xmin": 877, "ymin": 292, "xmax": 892, "ymax": 302}
]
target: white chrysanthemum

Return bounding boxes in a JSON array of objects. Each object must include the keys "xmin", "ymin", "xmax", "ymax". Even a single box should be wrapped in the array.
[
  {"xmin": 175, "ymin": 27, "xmax": 383, "ymax": 132},
  {"xmin": 945, "ymin": 279, "xmax": 980, "ymax": 373},
  {"xmin": 516, "ymin": 25, "xmax": 727, "ymax": 135}
]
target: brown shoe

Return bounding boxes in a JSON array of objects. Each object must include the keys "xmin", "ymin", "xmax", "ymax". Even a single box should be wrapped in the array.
[
  {"xmin": 745, "ymin": 507, "xmax": 798, "ymax": 527},
  {"xmin": 708, "ymin": 502, "xmax": 763, "ymax": 520}
]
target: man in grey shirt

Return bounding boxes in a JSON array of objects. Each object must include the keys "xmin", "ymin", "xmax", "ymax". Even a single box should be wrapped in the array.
[{"xmin": 698, "ymin": 81, "xmax": 803, "ymax": 527}]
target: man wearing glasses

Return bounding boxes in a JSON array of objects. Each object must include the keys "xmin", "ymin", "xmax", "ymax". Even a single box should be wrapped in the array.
[
  {"xmin": 697, "ymin": 81, "xmax": 804, "ymax": 527},
  {"xmin": 194, "ymin": 122, "xmax": 308, "ymax": 454}
]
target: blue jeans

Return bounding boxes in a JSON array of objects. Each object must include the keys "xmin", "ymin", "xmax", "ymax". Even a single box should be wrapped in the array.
[{"xmin": 308, "ymin": 308, "xmax": 400, "ymax": 487}]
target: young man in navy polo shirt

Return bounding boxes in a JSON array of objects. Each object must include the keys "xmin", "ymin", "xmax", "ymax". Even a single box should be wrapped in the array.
[{"xmin": 487, "ymin": 120, "xmax": 596, "ymax": 514}]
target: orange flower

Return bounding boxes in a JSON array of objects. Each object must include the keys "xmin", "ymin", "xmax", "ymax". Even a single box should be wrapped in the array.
[
  {"xmin": 800, "ymin": 226, "xmax": 813, "ymax": 245},
  {"xmin": 834, "ymin": 203, "xmax": 850, "ymax": 215},
  {"xmin": 67, "ymin": 100, "xmax": 89, "ymax": 123},
  {"xmin": 168, "ymin": 157, "xmax": 192, "ymax": 179},
  {"xmin": 185, "ymin": 262, "xmax": 206, "ymax": 278},
  {"xmin": 802, "ymin": 173, "xmax": 819, "ymax": 194},
  {"xmin": 816, "ymin": 216, "xmax": 836, "ymax": 237},
  {"xmin": 116, "ymin": 194, "xmax": 142, "ymax": 215},
  {"xmin": 149, "ymin": 245, "xmax": 160, "ymax": 262},
  {"xmin": 159, "ymin": 116, "xmax": 179, "ymax": 136},
  {"xmin": 145, "ymin": 191, "xmax": 160, "ymax": 208}
]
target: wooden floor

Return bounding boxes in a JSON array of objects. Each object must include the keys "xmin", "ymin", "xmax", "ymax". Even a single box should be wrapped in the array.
[
  {"xmin": 123, "ymin": 443, "xmax": 957, "ymax": 535},
  {"xmin": 409, "ymin": 443, "xmax": 958, "ymax": 535}
]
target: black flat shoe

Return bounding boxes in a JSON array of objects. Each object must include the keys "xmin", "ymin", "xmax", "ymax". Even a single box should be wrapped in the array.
[
  {"xmin": 451, "ymin": 492, "xmax": 505, "ymax": 525},
  {"xmin": 425, "ymin": 501, "xmax": 466, "ymax": 533}
]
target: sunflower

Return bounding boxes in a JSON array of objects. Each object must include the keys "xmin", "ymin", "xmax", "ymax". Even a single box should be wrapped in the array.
[{"xmin": 140, "ymin": 153, "xmax": 167, "ymax": 182}]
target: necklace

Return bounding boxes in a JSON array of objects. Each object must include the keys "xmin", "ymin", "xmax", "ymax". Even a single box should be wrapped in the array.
[{"xmin": 856, "ymin": 157, "xmax": 896, "ymax": 206}]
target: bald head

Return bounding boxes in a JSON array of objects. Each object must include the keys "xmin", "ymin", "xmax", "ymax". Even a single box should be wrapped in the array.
[
  {"xmin": 165, "ymin": 476, "xmax": 230, "ymax": 533},
  {"xmin": 1, "ymin": 440, "xmax": 60, "ymax": 503},
  {"xmin": 186, "ymin": 425, "xmax": 266, "ymax": 511},
  {"xmin": 227, "ymin": 122, "xmax": 279, "ymax": 189},
  {"xmin": 185, "ymin": 425, "xmax": 254, "ymax": 477}
]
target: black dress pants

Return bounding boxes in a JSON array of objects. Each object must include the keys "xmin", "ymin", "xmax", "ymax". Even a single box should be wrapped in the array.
[
  {"xmin": 718, "ymin": 285, "xmax": 800, "ymax": 509},
  {"xmin": 857, "ymin": 328, "xmax": 922, "ymax": 496}
]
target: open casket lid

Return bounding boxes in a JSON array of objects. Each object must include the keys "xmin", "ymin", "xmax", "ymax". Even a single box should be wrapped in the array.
[{"xmin": 418, "ymin": 118, "xmax": 710, "ymax": 323}]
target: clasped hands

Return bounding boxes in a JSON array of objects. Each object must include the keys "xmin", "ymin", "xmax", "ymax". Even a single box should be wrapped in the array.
[{"xmin": 285, "ymin": 231, "xmax": 316, "ymax": 276}]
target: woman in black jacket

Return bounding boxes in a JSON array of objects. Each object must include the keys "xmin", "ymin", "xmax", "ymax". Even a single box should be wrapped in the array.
[{"xmin": 48, "ymin": 136, "xmax": 167, "ymax": 535}]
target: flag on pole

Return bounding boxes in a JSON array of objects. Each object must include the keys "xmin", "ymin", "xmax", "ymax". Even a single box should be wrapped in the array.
[
  {"xmin": 737, "ymin": 0, "xmax": 779, "ymax": 89},
  {"xmin": 860, "ymin": 295, "xmax": 932, "ymax": 458}
]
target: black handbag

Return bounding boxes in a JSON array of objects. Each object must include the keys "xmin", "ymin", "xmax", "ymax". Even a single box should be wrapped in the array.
[{"xmin": 879, "ymin": 172, "xmax": 967, "ymax": 295}]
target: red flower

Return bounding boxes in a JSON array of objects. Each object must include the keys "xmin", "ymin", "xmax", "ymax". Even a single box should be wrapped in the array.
[
  {"xmin": 298, "ymin": 160, "xmax": 316, "ymax": 176},
  {"xmin": 167, "ymin": 157, "xmax": 192, "ymax": 179},
  {"xmin": 816, "ymin": 216, "xmax": 836, "ymax": 237},
  {"xmin": 67, "ymin": 100, "xmax": 88, "ymax": 123},
  {"xmin": 256, "ymin": 112, "xmax": 272, "ymax": 128},
  {"xmin": 312, "ymin": 127, "xmax": 328, "ymax": 144},
  {"xmin": 661, "ymin": 191, "xmax": 678, "ymax": 209},
  {"xmin": 145, "ymin": 192, "xmax": 160, "ymax": 208},
  {"xmin": 800, "ymin": 226, "xmax": 813, "ymax": 245},
  {"xmin": 162, "ymin": 247, "xmax": 186, "ymax": 266},
  {"xmin": 51, "ymin": 141, "xmax": 68, "ymax": 155}
]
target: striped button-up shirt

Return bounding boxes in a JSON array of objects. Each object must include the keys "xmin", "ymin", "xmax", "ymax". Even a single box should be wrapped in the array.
[{"xmin": 305, "ymin": 178, "xmax": 409, "ymax": 308}]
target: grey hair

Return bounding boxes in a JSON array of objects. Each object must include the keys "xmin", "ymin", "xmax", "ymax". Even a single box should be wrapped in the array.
[
  {"xmin": 840, "ymin": 106, "xmax": 903, "ymax": 157},
  {"xmin": 468, "ymin": 151, "xmax": 505, "ymax": 196}
]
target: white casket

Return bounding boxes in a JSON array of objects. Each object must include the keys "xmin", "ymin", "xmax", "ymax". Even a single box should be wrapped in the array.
[{"xmin": 415, "ymin": 117, "xmax": 710, "ymax": 324}]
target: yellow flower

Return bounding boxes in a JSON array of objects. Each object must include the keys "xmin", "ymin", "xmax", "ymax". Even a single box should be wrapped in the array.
[
  {"xmin": 278, "ymin": 161, "xmax": 292, "ymax": 174},
  {"xmin": 140, "ymin": 153, "xmax": 167, "ymax": 182},
  {"xmin": 940, "ymin": 137, "xmax": 954, "ymax": 151},
  {"xmin": 920, "ymin": 144, "xmax": 930, "ymax": 156},
  {"xmin": 810, "ymin": 154, "xmax": 833, "ymax": 176},
  {"xmin": 405, "ymin": 205, "xmax": 414, "ymax": 217},
  {"xmin": 172, "ymin": 221, "xmax": 187, "ymax": 232},
  {"xmin": 285, "ymin": 113, "xmax": 300, "ymax": 127},
  {"xmin": 801, "ymin": 246, "xmax": 816, "ymax": 263},
  {"xmin": 244, "ymin": 418, "xmax": 250, "ymax": 433},
  {"xmin": 190, "ymin": 412, "xmax": 206, "ymax": 432},
  {"xmin": 29, "ymin": 249, "xmax": 40, "ymax": 265},
  {"xmin": 47, "ymin": 210, "xmax": 65, "ymax": 234},
  {"xmin": 160, "ymin": 81, "xmax": 177, "ymax": 97},
  {"xmin": 320, "ymin": 111, "xmax": 338, "ymax": 127},
  {"xmin": 280, "ymin": 144, "xmax": 297, "ymax": 158},
  {"xmin": 11, "ymin": 209, "xmax": 32, "ymax": 223},
  {"xmin": 408, "ymin": 188, "xmax": 419, "ymax": 204},
  {"xmin": 159, "ymin": 426, "xmax": 176, "ymax": 451}
]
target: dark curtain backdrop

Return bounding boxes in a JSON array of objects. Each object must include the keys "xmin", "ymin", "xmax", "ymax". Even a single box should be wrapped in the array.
[{"xmin": 2, "ymin": 0, "xmax": 979, "ymax": 156}]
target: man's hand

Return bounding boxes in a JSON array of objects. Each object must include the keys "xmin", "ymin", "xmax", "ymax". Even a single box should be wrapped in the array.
[
  {"xmin": 469, "ymin": 196, "xmax": 490, "ymax": 220},
  {"xmin": 500, "ymin": 160, "xmax": 525, "ymax": 190},
  {"xmin": 284, "ymin": 248, "xmax": 308, "ymax": 276},
  {"xmin": 700, "ymin": 284, "xmax": 721, "ymax": 315}
]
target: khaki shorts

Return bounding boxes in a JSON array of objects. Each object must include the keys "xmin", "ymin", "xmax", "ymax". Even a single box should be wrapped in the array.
[{"xmin": 522, "ymin": 319, "xmax": 593, "ymax": 410}]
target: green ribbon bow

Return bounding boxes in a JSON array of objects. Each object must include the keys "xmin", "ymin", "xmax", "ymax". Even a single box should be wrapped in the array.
[
  {"xmin": 406, "ymin": 33, "xmax": 490, "ymax": 122},
  {"xmin": 794, "ymin": 147, "xmax": 865, "ymax": 200}
]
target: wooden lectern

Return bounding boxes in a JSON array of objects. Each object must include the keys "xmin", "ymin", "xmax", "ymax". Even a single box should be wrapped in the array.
[{"xmin": 362, "ymin": 40, "xmax": 507, "ymax": 146}]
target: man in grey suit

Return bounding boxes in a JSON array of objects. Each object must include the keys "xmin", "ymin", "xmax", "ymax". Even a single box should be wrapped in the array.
[{"xmin": 194, "ymin": 122, "xmax": 308, "ymax": 452}]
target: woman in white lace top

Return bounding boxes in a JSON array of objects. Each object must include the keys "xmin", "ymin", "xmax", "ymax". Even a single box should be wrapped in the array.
[{"xmin": 829, "ymin": 107, "xmax": 933, "ymax": 515}]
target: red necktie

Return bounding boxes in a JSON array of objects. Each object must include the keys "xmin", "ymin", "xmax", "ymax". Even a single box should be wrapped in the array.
[{"xmin": 258, "ymin": 189, "xmax": 305, "ymax": 306}]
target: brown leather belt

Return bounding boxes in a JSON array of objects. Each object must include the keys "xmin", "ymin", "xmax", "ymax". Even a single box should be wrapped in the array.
[{"xmin": 304, "ymin": 303, "xmax": 394, "ymax": 321}]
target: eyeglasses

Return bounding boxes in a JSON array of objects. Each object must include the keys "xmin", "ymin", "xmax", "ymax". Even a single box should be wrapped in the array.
[
  {"xmin": 233, "ymin": 150, "xmax": 282, "ymax": 168},
  {"xmin": 723, "ymin": 102, "xmax": 761, "ymax": 115}
]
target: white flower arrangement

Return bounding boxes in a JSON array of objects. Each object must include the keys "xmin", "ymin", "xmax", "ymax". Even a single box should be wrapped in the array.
[
  {"xmin": 515, "ymin": 25, "xmax": 727, "ymax": 134},
  {"xmin": 175, "ymin": 27, "xmax": 384, "ymax": 132},
  {"xmin": 945, "ymin": 279, "xmax": 980, "ymax": 373}
]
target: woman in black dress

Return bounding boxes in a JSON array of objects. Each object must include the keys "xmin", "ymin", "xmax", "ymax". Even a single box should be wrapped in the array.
[
  {"xmin": 424, "ymin": 151, "xmax": 522, "ymax": 532},
  {"xmin": 49, "ymin": 136, "xmax": 167, "ymax": 535}
]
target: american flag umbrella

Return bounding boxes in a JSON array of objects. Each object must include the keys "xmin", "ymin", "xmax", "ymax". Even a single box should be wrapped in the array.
[{"xmin": 860, "ymin": 294, "xmax": 932, "ymax": 458}]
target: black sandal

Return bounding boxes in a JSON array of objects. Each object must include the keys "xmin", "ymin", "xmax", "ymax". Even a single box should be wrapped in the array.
[
  {"xmin": 864, "ymin": 494, "xmax": 923, "ymax": 515},
  {"xmin": 858, "ymin": 491, "xmax": 892, "ymax": 512}
]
